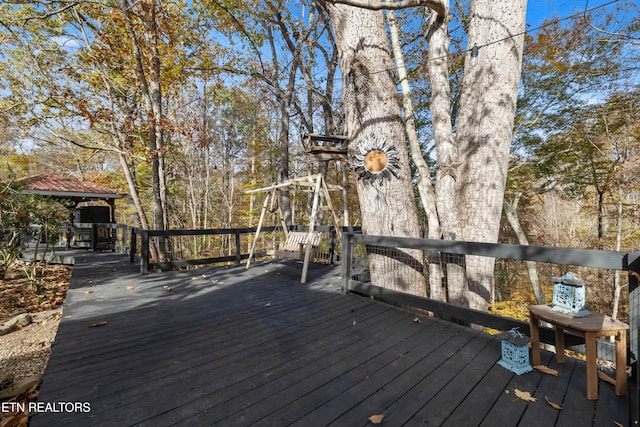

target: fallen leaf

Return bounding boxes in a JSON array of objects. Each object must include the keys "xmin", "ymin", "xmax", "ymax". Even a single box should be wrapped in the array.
[
  {"xmin": 534, "ymin": 365, "xmax": 559, "ymax": 376},
  {"xmin": 412, "ymin": 317, "xmax": 421, "ymax": 323},
  {"xmin": 514, "ymin": 388, "xmax": 537, "ymax": 403},
  {"xmin": 352, "ymin": 319, "xmax": 357, "ymax": 326},
  {"xmin": 127, "ymin": 286, "xmax": 139, "ymax": 291},
  {"xmin": 163, "ymin": 286, "xmax": 172, "ymax": 291},
  {"xmin": 368, "ymin": 414, "xmax": 384, "ymax": 424},
  {"xmin": 85, "ymin": 290, "xmax": 95, "ymax": 294},
  {"xmin": 545, "ymin": 395, "xmax": 562, "ymax": 409},
  {"xmin": 191, "ymin": 276, "xmax": 197, "ymax": 280},
  {"xmin": 1, "ymin": 412, "xmax": 26, "ymax": 427},
  {"xmin": 202, "ymin": 274, "xmax": 207, "ymax": 278},
  {"xmin": 614, "ymin": 420, "xmax": 624, "ymax": 427},
  {"xmin": 89, "ymin": 321, "xmax": 108, "ymax": 328},
  {"xmin": 264, "ymin": 302, "xmax": 271, "ymax": 307},
  {"xmin": 0, "ymin": 376, "xmax": 41, "ymax": 399}
]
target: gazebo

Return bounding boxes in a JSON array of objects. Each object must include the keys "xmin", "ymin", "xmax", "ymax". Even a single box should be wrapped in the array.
[
  {"xmin": 16, "ymin": 174, "xmax": 127, "ymax": 250},
  {"xmin": 16, "ymin": 174, "xmax": 126, "ymax": 223}
]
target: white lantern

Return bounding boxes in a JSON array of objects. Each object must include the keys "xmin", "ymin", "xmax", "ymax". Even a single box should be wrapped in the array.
[
  {"xmin": 497, "ymin": 328, "xmax": 533, "ymax": 375},
  {"xmin": 552, "ymin": 272, "xmax": 591, "ymax": 317}
]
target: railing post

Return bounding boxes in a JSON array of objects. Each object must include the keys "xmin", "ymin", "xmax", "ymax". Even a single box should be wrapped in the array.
[
  {"xmin": 328, "ymin": 227, "xmax": 336, "ymax": 264},
  {"xmin": 119, "ymin": 224, "xmax": 126, "ymax": 254},
  {"xmin": 627, "ymin": 253, "xmax": 640, "ymax": 411},
  {"xmin": 140, "ymin": 230, "xmax": 149, "ymax": 275},
  {"xmin": 235, "ymin": 230, "xmax": 241, "ymax": 264},
  {"xmin": 342, "ymin": 232, "xmax": 353, "ymax": 295},
  {"xmin": 129, "ymin": 228, "xmax": 137, "ymax": 263},
  {"xmin": 91, "ymin": 223, "xmax": 97, "ymax": 252}
]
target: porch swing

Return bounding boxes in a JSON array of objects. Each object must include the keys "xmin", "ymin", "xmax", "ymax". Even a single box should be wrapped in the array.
[{"xmin": 245, "ymin": 173, "xmax": 343, "ymax": 283}]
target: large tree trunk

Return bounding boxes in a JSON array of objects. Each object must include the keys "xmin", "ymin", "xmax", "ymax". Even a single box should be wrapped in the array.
[
  {"xmin": 278, "ymin": 93, "xmax": 293, "ymax": 225},
  {"xmin": 324, "ymin": 0, "xmax": 526, "ymax": 306},
  {"xmin": 422, "ymin": 4, "xmax": 468, "ymax": 305},
  {"xmin": 387, "ymin": 9, "xmax": 442, "ymax": 300},
  {"xmin": 327, "ymin": 4, "xmax": 426, "ymax": 297},
  {"xmin": 455, "ymin": 0, "xmax": 527, "ymax": 311},
  {"xmin": 122, "ymin": 0, "xmax": 168, "ymax": 261}
]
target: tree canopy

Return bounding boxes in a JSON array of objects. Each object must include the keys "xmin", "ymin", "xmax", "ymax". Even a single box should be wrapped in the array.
[{"xmin": 1, "ymin": 0, "xmax": 639, "ymax": 310}]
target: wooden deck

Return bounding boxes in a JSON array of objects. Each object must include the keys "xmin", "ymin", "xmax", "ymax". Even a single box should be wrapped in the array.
[{"xmin": 31, "ymin": 253, "xmax": 632, "ymax": 426}]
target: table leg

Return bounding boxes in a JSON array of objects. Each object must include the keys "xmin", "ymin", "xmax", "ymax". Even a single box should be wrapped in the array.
[
  {"xmin": 555, "ymin": 326, "xmax": 565, "ymax": 363},
  {"xmin": 615, "ymin": 331, "xmax": 627, "ymax": 397},
  {"xmin": 530, "ymin": 313, "xmax": 541, "ymax": 366},
  {"xmin": 585, "ymin": 332, "xmax": 598, "ymax": 400}
]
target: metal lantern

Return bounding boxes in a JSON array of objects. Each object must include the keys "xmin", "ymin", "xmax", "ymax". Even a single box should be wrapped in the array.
[
  {"xmin": 497, "ymin": 328, "xmax": 533, "ymax": 375},
  {"xmin": 551, "ymin": 272, "xmax": 591, "ymax": 317}
]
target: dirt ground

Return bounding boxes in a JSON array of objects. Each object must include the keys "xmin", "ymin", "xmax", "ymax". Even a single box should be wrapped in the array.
[{"xmin": 0, "ymin": 263, "xmax": 71, "ymax": 427}]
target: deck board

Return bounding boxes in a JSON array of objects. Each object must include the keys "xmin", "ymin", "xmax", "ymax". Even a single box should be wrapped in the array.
[
  {"xmin": 518, "ymin": 356, "xmax": 572, "ymax": 427},
  {"xmin": 30, "ymin": 253, "xmax": 632, "ymax": 426},
  {"xmin": 406, "ymin": 334, "xmax": 504, "ymax": 426}
]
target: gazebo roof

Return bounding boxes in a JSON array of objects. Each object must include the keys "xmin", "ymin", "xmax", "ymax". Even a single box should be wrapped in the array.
[{"xmin": 16, "ymin": 174, "xmax": 126, "ymax": 202}]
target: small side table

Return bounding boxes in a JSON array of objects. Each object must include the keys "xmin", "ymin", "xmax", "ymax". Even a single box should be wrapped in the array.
[{"xmin": 528, "ymin": 304, "xmax": 629, "ymax": 400}]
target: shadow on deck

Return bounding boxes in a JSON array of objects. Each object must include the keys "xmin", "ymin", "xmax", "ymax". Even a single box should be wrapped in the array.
[{"xmin": 31, "ymin": 253, "xmax": 632, "ymax": 426}]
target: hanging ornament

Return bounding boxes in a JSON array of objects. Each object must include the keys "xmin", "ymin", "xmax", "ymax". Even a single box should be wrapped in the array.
[{"xmin": 351, "ymin": 136, "xmax": 401, "ymax": 185}]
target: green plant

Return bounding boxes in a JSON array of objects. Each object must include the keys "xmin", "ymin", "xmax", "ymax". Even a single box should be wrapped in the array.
[
  {"xmin": 22, "ymin": 265, "xmax": 46, "ymax": 293},
  {"xmin": 0, "ymin": 243, "xmax": 20, "ymax": 278},
  {"xmin": 1, "ymin": 180, "xmax": 71, "ymax": 280}
]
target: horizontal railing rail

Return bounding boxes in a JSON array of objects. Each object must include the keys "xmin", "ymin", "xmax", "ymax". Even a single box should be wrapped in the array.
[
  {"xmin": 129, "ymin": 226, "xmax": 278, "ymax": 274},
  {"xmin": 342, "ymin": 232, "xmax": 639, "ymax": 398},
  {"xmin": 129, "ymin": 225, "xmax": 361, "ymax": 274}
]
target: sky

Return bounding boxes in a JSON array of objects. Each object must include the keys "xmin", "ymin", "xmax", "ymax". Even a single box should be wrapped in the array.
[{"xmin": 525, "ymin": 0, "xmax": 628, "ymax": 27}]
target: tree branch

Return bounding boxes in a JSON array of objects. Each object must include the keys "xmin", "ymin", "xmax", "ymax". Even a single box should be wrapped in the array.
[{"xmin": 327, "ymin": 0, "xmax": 446, "ymax": 16}]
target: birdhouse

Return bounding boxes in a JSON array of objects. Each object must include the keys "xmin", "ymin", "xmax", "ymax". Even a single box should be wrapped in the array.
[
  {"xmin": 497, "ymin": 328, "xmax": 533, "ymax": 375},
  {"xmin": 552, "ymin": 272, "xmax": 591, "ymax": 317}
]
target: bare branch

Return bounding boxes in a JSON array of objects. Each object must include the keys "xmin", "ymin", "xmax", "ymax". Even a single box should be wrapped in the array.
[
  {"xmin": 32, "ymin": 132, "xmax": 146, "ymax": 161},
  {"xmin": 327, "ymin": 0, "xmax": 446, "ymax": 16}
]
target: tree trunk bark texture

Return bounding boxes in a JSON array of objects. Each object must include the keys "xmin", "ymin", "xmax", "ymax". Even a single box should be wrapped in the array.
[
  {"xmin": 388, "ymin": 8, "xmax": 442, "ymax": 300},
  {"xmin": 327, "ymin": 3, "xmax": 426, "ymax": 297},
  {"xmin": 454, "ymin": 0, "xmax": 527, "ymax": 311}
]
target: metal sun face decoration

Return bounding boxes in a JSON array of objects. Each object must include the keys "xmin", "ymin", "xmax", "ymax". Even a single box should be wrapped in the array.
[{"xmin": 352, "ymin": 136, "xmax": 401, "ymax": 185}]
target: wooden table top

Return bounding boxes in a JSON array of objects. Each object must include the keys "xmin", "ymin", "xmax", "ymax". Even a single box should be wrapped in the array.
[{"xmin": 528, "ymin": 304, "xmax": 629, "ymax": 333}]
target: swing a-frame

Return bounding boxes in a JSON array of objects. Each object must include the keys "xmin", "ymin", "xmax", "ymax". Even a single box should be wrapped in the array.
[{"xmin": 245, "ymin": 174, "xmax": 343, "ymax": 284}]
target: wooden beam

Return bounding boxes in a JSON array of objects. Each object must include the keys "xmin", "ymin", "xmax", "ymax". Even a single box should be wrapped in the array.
[
  {"xmin": 308, "ymin": 146, "xmax": 348, "ymax": 153},
  {"xmin": 245, "ymin": 175, "xmax": 345, "ymax": 194},
  {"xmin": 308, "ymin": 153, "xmax": 348, "ymax": 162},
  {"xmin": 303, "ymin": 133, "xmax": 348, "ymax": 143},
  {"xmin": 245, "ymin": 175, "xmax": 322, "ymax": 194},
  {"xmin": 301, "ymin": 175, "xmax": 323, "ymax": 284}
]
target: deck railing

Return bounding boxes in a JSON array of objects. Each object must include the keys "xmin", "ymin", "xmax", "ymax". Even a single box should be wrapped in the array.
[
  {"xmin": 128, "ymin": 225, "xmax": 358, "ymax": 274},
  {"xmin": 129, "ymin": 226, "xmax": 275, "ymax": 274},
  {"xmin": 70, "ymin": 222, "xmax": 131, "ymax": 252},
  {"xmin": 341, "ymin": 232, "xmax": 639, "ymax": 407}
]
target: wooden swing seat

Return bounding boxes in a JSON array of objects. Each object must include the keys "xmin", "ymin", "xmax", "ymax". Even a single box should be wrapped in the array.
[{"xmin": 273, "ymin": 231, "xmax": 321, "ymax": 260}]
